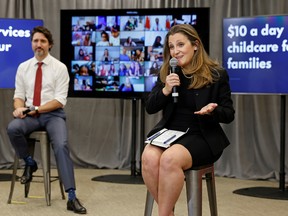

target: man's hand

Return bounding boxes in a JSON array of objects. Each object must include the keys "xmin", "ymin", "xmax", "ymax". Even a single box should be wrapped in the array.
[{"xmin": 13, "ymin": 107, "xmax": 30, "ymax": 118}]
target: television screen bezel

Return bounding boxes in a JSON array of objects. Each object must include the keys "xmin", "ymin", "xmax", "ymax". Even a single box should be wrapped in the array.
[{"xmin": 60, "ymin": 8, "xmax": 210, "ymax": 99}]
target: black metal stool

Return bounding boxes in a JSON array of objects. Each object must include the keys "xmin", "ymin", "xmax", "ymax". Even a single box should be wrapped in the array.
[{"xmin": 7, "ymin": 131, "xmax": 65, "ymax": 206}]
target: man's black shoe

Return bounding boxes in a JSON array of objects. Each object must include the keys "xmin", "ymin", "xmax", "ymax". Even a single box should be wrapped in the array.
[
  {"xmin": 67, "ymin": 198, "xmax": 87, "ymax": 214},
  {"xmin": 20, "ymin": 163, "xmax": 38, "ymax": 184}
]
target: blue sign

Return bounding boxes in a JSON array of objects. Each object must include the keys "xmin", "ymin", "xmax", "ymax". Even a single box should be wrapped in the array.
[
  {"xmin": 0, "ymin": 18, "xmax": 43, "ymax": 88},
  {"xmin": 223, "ymin": 16, "xmax": 288, "ymax": 94}
]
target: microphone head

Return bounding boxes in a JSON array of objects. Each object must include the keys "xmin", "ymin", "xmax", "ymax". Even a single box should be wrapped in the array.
[
  {"xmin": 29, "ymin": 106, "xmax": 36, "ymax": 111},
  {"xmin": 169, "ymin": 57, "xmax": 178, "ymax": 67}
]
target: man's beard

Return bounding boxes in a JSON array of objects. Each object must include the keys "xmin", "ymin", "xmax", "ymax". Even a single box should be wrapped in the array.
[{"xmin": 35, "ymin": 49, "xmax": 44, "ymax": 57}]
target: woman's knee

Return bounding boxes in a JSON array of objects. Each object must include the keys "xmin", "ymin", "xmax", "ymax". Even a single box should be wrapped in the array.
[
  {"xmin": 159, "ymin": 152, "xmax": 177, "ymax": 172},
  {"xmin": 142, "ymin": 145, "xmax": 162, "ymax": 169},
  {"xmin": 160, "ymin": 146, "xmax": 192, "ymax": 172}
]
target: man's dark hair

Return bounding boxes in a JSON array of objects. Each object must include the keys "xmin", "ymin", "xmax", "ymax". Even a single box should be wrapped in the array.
[{"xmin": 31, "ymin": 26, "xmax": 54, "ymax": 49}]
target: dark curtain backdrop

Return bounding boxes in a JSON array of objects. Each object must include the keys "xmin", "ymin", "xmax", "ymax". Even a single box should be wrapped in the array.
[{"xmin": 0, "ymin": 0, "xmax": 288, "ymax": 183}]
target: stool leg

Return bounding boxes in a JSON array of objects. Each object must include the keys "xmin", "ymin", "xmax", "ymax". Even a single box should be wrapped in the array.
[
  {"xmin": 7, "ymin": 154, "xmax": 19, "ymax": 204},
  {"xmin": 186, "ymin": 170, "xmax": 203, "ymax": 216},
  {"xmin": 144, "ymin": 190, "xmax": 154, "ymax": 216},
  {"xmin": 39, "ymin": 135, "xmax": 51, "ymax": 206},
  {"xmin": 205, "ymin": 172, "xmax": 218, "ymax": 216}
]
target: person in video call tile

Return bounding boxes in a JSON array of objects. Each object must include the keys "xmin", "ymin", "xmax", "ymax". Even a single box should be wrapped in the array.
[
  {"xmin": 123, "ymin": 36, "xmax": 137, "ymax": 46},
  {"xmin": 109, "ymin": 63, "xmax": 117, "ymax": 76},
  {"xmin": 152, "ymin": 35, "xmax": 163, "ymax": 48},
  {"xmin": 141, "ymin": 24, "xmax": 235, "ymax": 216},
  {"xmin": 127, "ymin": 61, "xmax": 142, "ymax": 76},
  {"xmin": 96, "ymin": 31, "xmax": 110, "ymax": 46},
  {"xmin": 124, "ymin": 19, "xmax": 135, "ymax": 31},
  {"xmin": 72, "ymin": 32, "xmax": 83, "ymax": 46},
  {"xmin": 98, "ymin": 62, "xmax": 109, "ymax": 76},
  {"xmin": 89, "ymin": 62, "xmax": 96, "ymax": 74},
  {"xmin": 119, "ymin": 77, "xmax": 134, "ymax": 92},
  {"xmin": 171, "ymin": 18, "xmax": 179, "ymax": 27},
  {"xmin": 100, "ymin": 48, "xmax": 112, "ymax": 62},
  {"xmin": 128, "ymin": 61, "xmax": 136, "ymax": 76},
  {"xmin": 119, "ymin": 63, "xmax": 128, "ymax": 76},
  {"xmin": 79, "ymin": 65, "xmax": 90, "ymax": 76},
  {"xmin": 119, "ymin": 47, "xmax": 130, "ymax": 61},
  {"xmin": 109, "ymin": 28, "xmax": 120, "ymax": 46},
  {"xmin": 133, "ymin": 61, "xmax": 143, "ymax": 76},
  {"xmin": 77, "ymin": 48, "xmax": 85, "ymax": 60},
  {"xmin": 6, "ymin": 26, "xmax": 87, "ymax": 214},
  {"xmin": 74, "ymin": 77, "xmax": 82, "ymax": 91},
  {"xmin": 83, "ymin": 32, "xmax": 91, "ymax": 46},
  {"xmin": 110, "ymin": 21, "xmax": 120, "ymax": 32},
  {"xmin": 149, "ymin": 61, "xmax": 160, "ymax": 76},
  {"xmin": 151, "ymin": 17, "xmax": 165, "ymax": 31},
  {"xmin": 132, "ymin": 49, "xmax": 144, "ymax": 62},
  {"xmin": 76, "ymin": 47, "xmax": 91, "ymax": 61}
]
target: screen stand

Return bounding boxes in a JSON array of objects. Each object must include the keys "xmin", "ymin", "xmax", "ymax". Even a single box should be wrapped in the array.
[
  {"xmin": 91, "ymin": 98, "xmax": 144, "ymax": 184},
  {"xmin": 233, "ymin": 95, "xmax": 288, "ymax": 200}
]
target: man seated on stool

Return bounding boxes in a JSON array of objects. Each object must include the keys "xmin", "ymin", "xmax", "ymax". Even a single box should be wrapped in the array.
[{"xmin": 6, "ymin": 26, "xmax": 87, "ymax": 214}]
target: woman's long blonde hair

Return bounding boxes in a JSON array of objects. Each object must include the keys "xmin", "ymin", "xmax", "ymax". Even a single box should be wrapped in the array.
[{"xmin": 160, "ymin": 24, "xmax": 222, "ymax": 89}]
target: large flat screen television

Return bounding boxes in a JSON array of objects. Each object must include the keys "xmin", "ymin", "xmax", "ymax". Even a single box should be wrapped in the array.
[
  {"xmin": 223, "ymin": 15, "xmax": 288, "ymax": 94},
  {"xmin": 0, "ymin": 18, "xmax": 43, "ymax": 88},
  {"xmin": 60, "ymin": 8, "xmax": 210, "ymax": 98}
]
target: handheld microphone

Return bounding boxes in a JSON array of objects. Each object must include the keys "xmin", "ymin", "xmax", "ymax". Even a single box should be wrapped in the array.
[
  {"xmin": 23, "ymin": 106, "xmax": 35, "ymax": 115},
  {"xmin": 169, "ymin": 57, "xmax": 179, "ymax": 103}
]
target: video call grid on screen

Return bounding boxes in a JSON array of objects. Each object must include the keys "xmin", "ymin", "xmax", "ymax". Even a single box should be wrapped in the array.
[{"xmin": 60, "ymin": 8, "xmax": 210, "ymax": 98}]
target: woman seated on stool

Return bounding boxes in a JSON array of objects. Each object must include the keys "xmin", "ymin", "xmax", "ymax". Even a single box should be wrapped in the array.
[{"xmin": 141, "ymin": 24, "xmax": 235, "ymax": 216}]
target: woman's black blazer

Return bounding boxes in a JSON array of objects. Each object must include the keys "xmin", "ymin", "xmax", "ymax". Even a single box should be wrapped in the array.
[{"xmin": 145, "ymin": 69, "xmax": 235, "ymax": 155}]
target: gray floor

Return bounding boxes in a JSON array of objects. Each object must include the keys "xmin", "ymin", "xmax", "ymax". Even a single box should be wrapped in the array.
[{"xmin": 0, "ymin": 168, "xmax": 288, "ymax": 216}]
